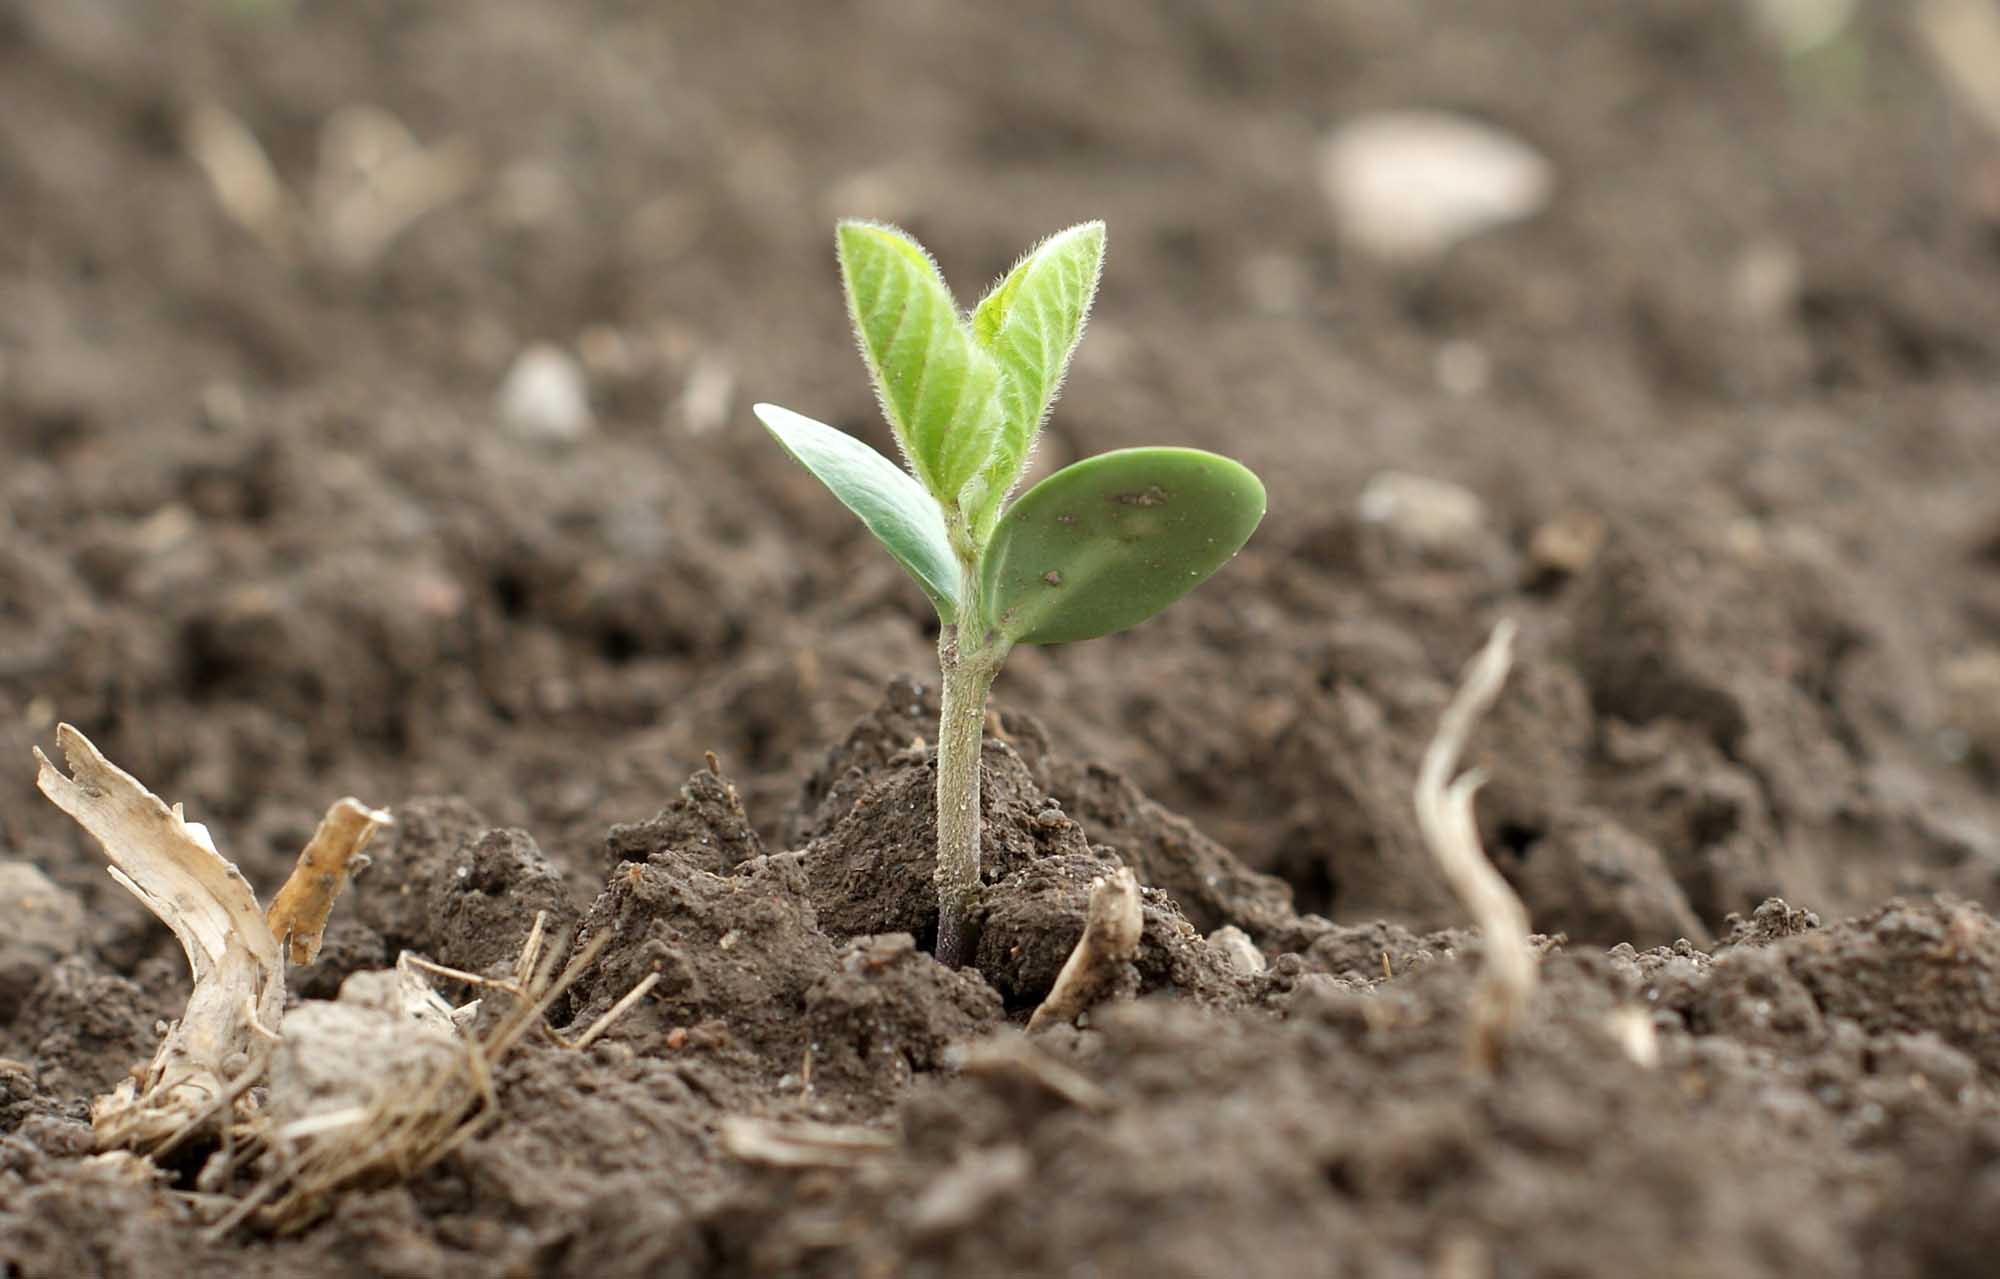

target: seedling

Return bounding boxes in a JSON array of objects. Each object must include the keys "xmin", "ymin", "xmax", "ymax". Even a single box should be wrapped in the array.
[{"xmin": 755, "ymin": 221, "xmax": 1265, "ymax": 966}]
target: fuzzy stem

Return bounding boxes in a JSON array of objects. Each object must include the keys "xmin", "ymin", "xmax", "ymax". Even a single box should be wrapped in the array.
[{"xmin": 934, "ymin": 624, "xmax": 999, "ymax": 968}]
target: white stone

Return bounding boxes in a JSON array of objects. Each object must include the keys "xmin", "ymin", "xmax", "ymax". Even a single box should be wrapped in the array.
[
  {"xmin": 1207, "ymin": 926, "xmax": 1266, "ymax": 976},
  {"xmin": 1748, "ymin": 0, "xmax": 1858, "ymax": 55},
  {"xmin": 1358, "ymin": 470, "xmax": 1494, "ymax": 566},
  {"xmin": 1319, "ymin": 110, "xmax": 1553, "ymax": 263},
  {"xmin": 497, "ymin": 343, "xmax": 593, "ymax": 443},
  {"xmin": 1941, "ymin": 650, "xmax": 2000, "ymax": 760},
  {"xmin": 0, "ymin": 862, "xmax": 84, "ymax": 956}
]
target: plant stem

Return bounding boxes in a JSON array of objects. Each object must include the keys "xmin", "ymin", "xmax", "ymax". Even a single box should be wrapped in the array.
[{"xmin": 934, "ymin": 623, "xmax": 998, "ymax": 968}]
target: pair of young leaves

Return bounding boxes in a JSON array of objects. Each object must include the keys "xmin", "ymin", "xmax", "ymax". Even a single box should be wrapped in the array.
[{"xmin": 755, "ymin": 221, "xmax": 1263, "ymax": 647}]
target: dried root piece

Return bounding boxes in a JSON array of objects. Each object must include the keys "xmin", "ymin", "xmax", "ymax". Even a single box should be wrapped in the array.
[
  {"xmin": 720, "ymin": 1117, "xmax": 896, "ymax": 1170},
  {"xmin": 1028, "ymin": 867, "xmax": 1143, "ymax": 1032},
  {"xmin": 33, "ymin": 725, "xmax": 385, "ymax": 1152},
  {"xmin": 1415, "ymin": 619, "xmax": 1535, "ymax": 1071},
  {"xmin": 572, "ymin": 971, "xmax": 662, "ymax": 1050},
  {"xmin": 183, "ymin": 102, "xmax": 290, "ymax": 251},
  {"xmin": 952, "ymin": 1034, "xmax": 1112, "ymax": 1113}
]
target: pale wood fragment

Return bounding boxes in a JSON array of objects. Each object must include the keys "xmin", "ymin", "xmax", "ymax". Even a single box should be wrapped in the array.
[
  {"xmin": 1029, "ymin": 866, "xmax": 1143, "ymax": 1032},
  {"xmin": 266, "ymin": 798, "xmax": 391, "ymax": 965}
]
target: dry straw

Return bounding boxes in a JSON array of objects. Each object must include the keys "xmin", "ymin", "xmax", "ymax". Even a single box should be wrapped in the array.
[{"xmin": 1414, "ymin": 619, "xmax": 1536, "ymax": 1070}]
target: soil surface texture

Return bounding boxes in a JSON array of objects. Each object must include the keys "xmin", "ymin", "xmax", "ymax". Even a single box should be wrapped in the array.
[{"xmin": 5, "ymin": 2, "xmax": 2000, "ymax": 1276}]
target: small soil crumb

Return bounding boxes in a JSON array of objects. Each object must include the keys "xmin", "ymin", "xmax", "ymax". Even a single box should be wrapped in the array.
[
  {"xmin": 605, "ymin": 761, "xmax": 766, "ymax": 875},
  {"xmin": 429, "ymin": 826, "xmax": 580, "ymax": 977},
  {"xmin": 6, "ymin": 958, "xmax": 173, "ymax": 1106},
  {"xmin": 567, "ymin": 848, "xmax": 1000, "ymax": 1115},
  {"xmin": 1781, "ymin": 897, "xmax": 2000, "ymax": 1078},
  {"xmin": 567, "ymin": 848, "xmax": 836, "ymax": 1074},
  {"xmin": 288, "ymin": 919, "xmax": 392, "ymax": 1001},
  {"xmin": 1039, "ymin": 757, "xmax": 1297, "ymax": 939},
  {"xmin": 976, "ymin": 852, "xmax": 1247, "ymax": 1014},
  {"xmin": 1721, "ymin": 897, "xmax": 1823, "ymax": 948},
  {"xmin": 1356, "ymin": 470, "xmax": 1506, "ymax": 573},
  {"xmin": 803, "ymin": 933, "xmax": 1002, "ymax": 1104},
  {"xmin": 350, "ymin": 796, "xmax": 492, "ymax": 951},
  {"xmin": 1508, "ymin": 810, "xmax": 1708, "ymax": 948}
]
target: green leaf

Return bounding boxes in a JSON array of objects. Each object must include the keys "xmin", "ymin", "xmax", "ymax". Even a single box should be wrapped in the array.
[
  {"xmin": 965, "ymin": 221, "xmax": 1105, "ymax": 540},
  {"xmin": 836, "ymin": 222, "xmax": 1005, "ymax": 511},
  {"xmin": 755, "ymin": 403, "xmax": 962, "ymax": 621},
  {"xmin": 979, "ymin": 447, "xmax": 1265, "ymax": 646}
]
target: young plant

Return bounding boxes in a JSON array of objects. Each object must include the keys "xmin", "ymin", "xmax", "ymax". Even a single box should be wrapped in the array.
[{"xmin": 755, "ymin": 221, "xmax": 1265, "ymax": 967}]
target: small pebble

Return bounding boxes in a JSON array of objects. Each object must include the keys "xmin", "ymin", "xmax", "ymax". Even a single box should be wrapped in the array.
[
  {"xmin": 1319, "ymin": 110, "xmax": 1552, "ymax": 263},
  {"xmin": 1357, "ymin": 470, "xmax": 1491, "ymax": 564},
  {"xmin": 1528, "ymin": 508, "xmax": 1607, "ymax": 583},
  {"xmin": 1747, "ymin": 0, "xmax": 1857, "ymax": 55},
  {"xmin": 497, "ymin": 343, "xmax": 594, "ymax": 443},
  {"xmin": 1940, "ymin": 650, "xmax": 2000, "ymax": 761},
  {"xmin": 1207, "ymin": 926, "xmax": 1266, "ymax": 976},
  {"xmin": 0, "ymin": 863, "xmax": 84, "ymax": 955}
]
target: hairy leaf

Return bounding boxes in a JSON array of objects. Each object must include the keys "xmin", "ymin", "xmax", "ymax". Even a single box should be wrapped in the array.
[
  {"xmin": 966, "ymin": 221, "xmax": 1105, "ymax": 539},
  {"xmin": 980, "ymin": 447, "xmax": 1264, "ymax": 645},
  {"xmin": 836, "ymin": 222, "xmax": 1005, "ymax": 509},
  {"xmin": 755, "ymin": 403, "xmax": 962, "ymax": 620}
]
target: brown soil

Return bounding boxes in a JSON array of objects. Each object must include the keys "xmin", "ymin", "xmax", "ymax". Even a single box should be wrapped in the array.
[{"xmin": 6, "ymin": 1, "xmax": 2000, "ymax": 1275}]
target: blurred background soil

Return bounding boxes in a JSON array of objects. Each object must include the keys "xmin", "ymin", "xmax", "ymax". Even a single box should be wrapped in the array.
[{"xmin": 4, "ymin": 1, "xmax": 2000, "ymax": 1276}]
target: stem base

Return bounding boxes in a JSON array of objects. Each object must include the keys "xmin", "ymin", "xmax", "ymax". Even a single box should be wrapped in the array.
[{"xmin": 933, "ymin": 626, "xmax": 999, "ymax": 968}]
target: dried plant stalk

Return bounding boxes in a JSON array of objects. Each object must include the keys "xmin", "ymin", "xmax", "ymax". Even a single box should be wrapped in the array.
[
  {"xmin": 34, "ymin": 724, "xmax": 386, "ymax": 1152},
  {"xmin": 952, "ymin": 1034, "xmax": 1112, "ymax": 1113},
  {"xmin": 1414, "ymin": 619, "xmax": 1534, "ymax": 1070},
  {"xmin": 720, "ymin": 1116, "xmax": 896, "ymax": 1169},
  {"xmin": 35, "ymin": 725, "xmax": 286, "ymax": 1150},
  {"xmin": 266, "ymin": 798, "xmax": 391, "ymax": 964},
  {"xmin": 1028, "ymin": 867, "xmax": 1143, "ymax": 1031},
  {"xmin": 33, "ymin": 726, "xmax": 654, "ymax": 1235},
  {"xmin": 183, "ymin": 102, "xmax": 289, "ymax": 248}
]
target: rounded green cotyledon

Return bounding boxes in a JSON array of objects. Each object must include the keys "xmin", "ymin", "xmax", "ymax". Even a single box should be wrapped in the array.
[{"xmin": 980, "ymin": 445, "xmax": 1266, "ymax": 646}]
